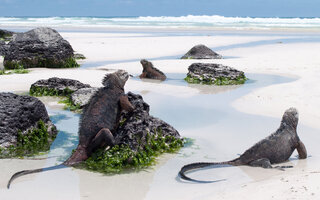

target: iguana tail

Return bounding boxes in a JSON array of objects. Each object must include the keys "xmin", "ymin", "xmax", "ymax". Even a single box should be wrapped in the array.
[
  {"xmin": 179, "ymin": 160, "xmax": 238, "ymax": 183},
  {"xmin": 7, "ymin": 164, "xmax": 66, "ymax": 189}
]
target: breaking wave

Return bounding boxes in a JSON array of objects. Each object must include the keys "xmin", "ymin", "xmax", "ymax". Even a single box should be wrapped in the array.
[{"xmin": 1, "ymin": 15, "xmax": 320, "ymax": 30}]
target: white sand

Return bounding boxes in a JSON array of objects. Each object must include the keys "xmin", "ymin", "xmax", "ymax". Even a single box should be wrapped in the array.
[{"xmin": 0, "ymin": 31, "xmax": 320, "ymax": 199}]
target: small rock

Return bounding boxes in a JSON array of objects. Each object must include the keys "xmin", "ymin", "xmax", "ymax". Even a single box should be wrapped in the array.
[
  {"xmin": 74, "ymin": 53, "xmax": 86, "ymax": 60},
  {"xmin": 181, "ymin": 44, "xmax": 222, "ymax": 59},
  {"xmin": 71, "ymin": 87, "xmax": 99, "ymax": 108}
]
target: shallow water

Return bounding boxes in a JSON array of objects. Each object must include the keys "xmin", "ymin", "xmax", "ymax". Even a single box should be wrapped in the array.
[
  {"xmin": 47, "ymin": 109, "xmax": 80, "ymax": 164},
  {"xmin": 133, "ymin": 73, "xmax": 289, "ymax": 130},
  {"xmin": 1, "ymin": 73, "xmax": 319, "ymax": 200},
  {"xmin": 130, "ymin": 73, "xmax": 320, "ymax": 199}
]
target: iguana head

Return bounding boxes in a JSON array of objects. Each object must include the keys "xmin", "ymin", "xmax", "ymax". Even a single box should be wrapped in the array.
[
  {"xmin": 280, "ymin": 107, "xmax": 299, "ymax": 133},
  {"xmin": 140, "ymin": 59, "xmax": 153, "ymax": 70},
  {"xmin": 102, "ymin": 70, "xmax": 129, "ymax": 88}
]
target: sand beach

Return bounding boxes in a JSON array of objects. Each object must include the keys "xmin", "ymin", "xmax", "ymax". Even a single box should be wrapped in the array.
[{"xmin": 0, "ymin": 27, "xmax": 320, "ymax": 200}]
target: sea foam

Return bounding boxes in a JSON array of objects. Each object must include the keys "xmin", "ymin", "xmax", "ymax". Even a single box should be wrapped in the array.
[{"xmin": 1, "ymin": 15, "xmax": 320, "ymax": 30}]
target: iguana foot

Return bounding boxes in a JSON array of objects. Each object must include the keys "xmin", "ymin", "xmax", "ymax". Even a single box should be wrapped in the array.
[
  {"xmin": 87, "ymin": 128, "xmax": 115, "ymax": 155},
  {"xmin": 249, "ymin": 158, "xmax": 272, "ymax": 168},
  {"xmin": 120, "ymin": 95, "xmax": 134, "ymax": 112},
  {"xmin": 297, "ymin": 140, "xmax": 307, "ymax": 159},
  {"xmin": 64, "ymin": 145, "xmax": 88, "ymax": 166}
]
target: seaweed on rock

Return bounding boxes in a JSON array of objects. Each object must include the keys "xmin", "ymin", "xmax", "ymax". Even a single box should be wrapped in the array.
[
  {"xmin": 185, "ymin": 63, "xmax": 248, "ymax": 85},
  {"xmin": 79, "ymin": 132, "xmax": 185, "ymax": 173},
  {"xmin": 0, "ymin": 120, "xmax": 57, "ymax": 158},
  {"xmin": 185, "ymin": 74, "xmax": 248, "ymax": 85},
  {"xmin": 77, "ymin": 92, "xmax": 185, "ymax": 173},
  {"xmin": 4, "ymin": 57, "xmax": 79, "ymax": 69}
]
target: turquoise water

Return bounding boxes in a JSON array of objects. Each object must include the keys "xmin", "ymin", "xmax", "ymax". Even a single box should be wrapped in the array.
[
  {"xmin": 2, "ymin": 16, "xmax": 320, "ymax": 30},
  {"xmin": 46, "ymin": 109, "xmax": 80, "ymax": 165}
]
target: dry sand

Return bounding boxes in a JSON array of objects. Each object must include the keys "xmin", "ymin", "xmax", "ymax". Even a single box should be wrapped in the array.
[{"xmin": 0, "ymin": 31, "xmax": 319, "ymax": 199}]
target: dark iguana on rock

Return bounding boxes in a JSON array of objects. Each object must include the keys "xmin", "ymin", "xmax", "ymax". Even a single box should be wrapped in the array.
[
  {"xmin": 179, "ymin": 107, "xmax": 307, "ymax": 183},
  {"xmin": 7, "ymin": 70, "xmax": 134, "ymax": 188},
  {"xmin": 139, "ymin": 59, "xmax": 166, "ymax": 81}
]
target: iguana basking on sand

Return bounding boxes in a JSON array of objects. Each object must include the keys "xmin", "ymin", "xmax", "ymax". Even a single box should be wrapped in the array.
[
  {"xmin": 7, "ymin": 70, "xmax": 134, "ymax": 188},
  {"xmin": 179, "ymin": 108, "xmax": 307, "ymax": 183}
]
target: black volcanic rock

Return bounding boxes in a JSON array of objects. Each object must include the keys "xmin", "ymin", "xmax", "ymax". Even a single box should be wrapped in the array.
[
  {"xmin": 115, "ymin": 92, "xmax": 181, "ymax": 151},
  {"xmin": 0, "ymin": 40, "xmax": 5, "ymax": 56},
  {"xmin": 3, "ymin": 27, "xmax": 78, "ymax": 69},
  {"xmin": 185, "ymin": 63, "xmax": 247, "ymax": 85},
  {"xmin": 0, "ymin": 29, "xmax": 14, "ymax": 40},
  {"xmin": 30, "ymin": 77, "xmax": 91, "ymax": 96},
  {"xmin": 181, "ymin": 44, "xmax": 222, "ymax": 59},
  {"xmin": 71, "ymin": 87, "xmax": 99, "ymax": 108},
  {"xmin": 0, "ymin": 29, "xmax": 14, "ymax": 56},
  {"xmin": 0, "ymin": 41, "xmax": 11, "ymax": 57},
  {"xmin": 0, "ymin": 93, "xmax": 57, "ymax": 149}
]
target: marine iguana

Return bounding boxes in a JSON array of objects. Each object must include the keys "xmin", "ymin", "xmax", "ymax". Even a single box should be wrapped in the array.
[
  {"xmin": 7, "ymin": 70, "xmax": 134, "ymax": 188},
  {"xmin": 139, "ymin": 59, "xmax": 167, "ymax": 81},
  {"xmin": 179, "ymin": 108, "xmax": 307, "ymax": 183}
]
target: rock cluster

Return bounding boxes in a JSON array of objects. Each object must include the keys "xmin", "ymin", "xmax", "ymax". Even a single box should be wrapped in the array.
[
  {"xmin": 185, "ymin": 63, "xmax": 247, "ymax": 85},
  {"xmin": 181, "ymin": 44, "xmax": 222, "ymax": 59},
  {"xmin": 0, "ymin": 93, "xmax": 57, "ymax": 149},
  {"xmin": 3, "ymin": 27, "xmax": 79, "ymax": 69},
  {"xmin": 115, "ymin": 92, "xmax": 181, "ymax": 151}
]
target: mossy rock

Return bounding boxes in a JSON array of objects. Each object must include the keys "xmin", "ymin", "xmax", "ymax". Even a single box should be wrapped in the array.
[
  {"xmin": 0, "ymin": 120, "xmax": 57, "ymax": 158},
  {"xmin": 76, "ymin": 92, "xmax": 184, "ymax": 174},
  {"xmin": 78, "ymin": 133, "xmax": 185, "ymax": 174},
  {"xmin": 185, "ymin": 63, "xmax": 248, "ymax": 86},
  {"xmin": 30, "ymin": 86, "xmax": 83, "ymax": 112},
  {"xmin": 4, "ymin": 57, "xmax": 79, "ymax": 69},
  {"xmin": 185, "ymin": 74, "xmax": 248, "ymax": 85},
  {"xmin": 3, "ymin": 28, "xmax": 79, "ymax": 69},
  {"xmin": 30, "ymin": 86, "xmax": 75, "ymax": 97}
]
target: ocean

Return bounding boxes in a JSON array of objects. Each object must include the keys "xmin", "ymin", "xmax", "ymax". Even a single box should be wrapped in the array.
[{"xmin": 1, "ymin": 15, "xmax": 320, "ymax": 30}]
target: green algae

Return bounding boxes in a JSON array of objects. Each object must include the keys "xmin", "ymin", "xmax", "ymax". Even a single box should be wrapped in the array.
[
  {"xmin": 78, "ymin": 133, "xmax": 185, "ymax": 174},
  {"xmin": 181, "ymin": 56, "xmax": 194, "ymax": 59},
  {"xmin": 30, "ymin": 86, "xmax": 82, "ymax": 112},
  {"xmin": 0, "ymin": 120, "xmax": 57, "ymax": 158},
  {"xmin": 74, "ymin": 53, "xmax": 86, "ymax": 60},
  {"xmin": 4, "ymin": 57, "xmax": 79, "ymax": 69},
  {"xmin": 58, "ymin": 98, "xmax": 82, "ymax": 112},
  {"xmin": 30, "ymin": 86, "xmax": 74, "ymax": 97},
  {"xmin": 0, "ymin": 64, "xmax": 30, "ymax": 75},
  {"xmin": 184, "ymin": 74, "xmax": 248, "ymax": 85}
]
